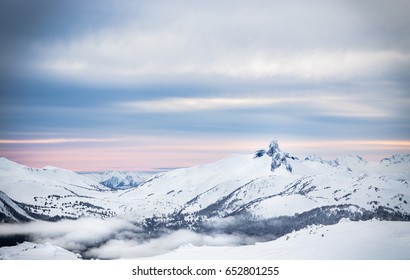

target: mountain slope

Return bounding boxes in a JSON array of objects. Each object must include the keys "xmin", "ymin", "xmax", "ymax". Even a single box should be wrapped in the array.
[
  {"xmin": 0, "ymin": 191, "xmax": 34, "ymax": 223},
  {"xmin": 0, "ymin": 158, "xmax": 119, "ymax": 220}
]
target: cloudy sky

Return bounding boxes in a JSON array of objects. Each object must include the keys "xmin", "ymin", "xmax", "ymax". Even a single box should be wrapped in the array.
[{"xmin": 0, "ymin": 0, "xmax": 409, "ymax": 171}]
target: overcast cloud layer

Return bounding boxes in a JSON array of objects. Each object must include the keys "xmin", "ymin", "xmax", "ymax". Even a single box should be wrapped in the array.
[{"xmin": 0, "ymin": 0, "xmax": 409, "ymax": 170}]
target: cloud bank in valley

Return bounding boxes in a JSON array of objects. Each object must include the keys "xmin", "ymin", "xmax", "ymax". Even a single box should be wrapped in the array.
[{"xmin": 0, "ymin": 217, "xmax": 259, "ymax": 259}]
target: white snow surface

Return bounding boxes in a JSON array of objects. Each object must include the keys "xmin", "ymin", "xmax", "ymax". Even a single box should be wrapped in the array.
[
  {"xmin": 0, "ymin": 241, "xmax": 81, "ymax": 260},
  {"xmin": 147, "ymin": 220, "xmax": 410, "ymax": 260}
]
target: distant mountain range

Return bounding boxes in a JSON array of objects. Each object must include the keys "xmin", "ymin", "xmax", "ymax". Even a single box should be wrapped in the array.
[{"xmin": 1, "ymin": 139, "xmax": 409, "ymax": 238}]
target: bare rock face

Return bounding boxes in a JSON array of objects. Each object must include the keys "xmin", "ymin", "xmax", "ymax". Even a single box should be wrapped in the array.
[{"xmin": 254, "ymin": 139, "xmax": 296, "ymax": 172}]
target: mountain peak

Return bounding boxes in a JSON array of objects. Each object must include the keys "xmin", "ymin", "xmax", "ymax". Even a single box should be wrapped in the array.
[
  {"xmin": 266, "ymin": 138, "xmax": 279, "ymax": 156},
  {"xmin": 254, "ymin": 139, "xmax": 295, "ymax": 173},
  {"xmin": 0, "ymin": 157, "xmax": 26, "ymax": 171}
]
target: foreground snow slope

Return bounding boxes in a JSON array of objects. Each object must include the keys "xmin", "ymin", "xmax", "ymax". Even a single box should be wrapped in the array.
[
  {"xmin": 0, "ymin": 242, "xmax": 81, "ymax": 260},
  {"xmin": 148, "ymin": 220, "xmax": 410, "ymax": 260}
]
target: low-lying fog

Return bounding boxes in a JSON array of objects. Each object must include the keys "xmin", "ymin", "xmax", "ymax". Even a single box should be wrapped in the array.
[{"xmin": 0, "ymin": 217, "xmax": 260, "ymax": 259}]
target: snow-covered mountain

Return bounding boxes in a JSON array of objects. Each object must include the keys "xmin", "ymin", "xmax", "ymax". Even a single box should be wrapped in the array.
[
  {"xmin": 118, "ymin": 139, "xmax": 409, "ymax": 223},
  {"xmin": 83, "ymin": 171, "xmax": 154, "ymax": 190},
  {"xmin": 0, "ymin": 157, "xmax": 118, "ymax": 222},
  {"xmin": 0, "ymin": 139, "xmax": 409, "ymax": 228}
]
